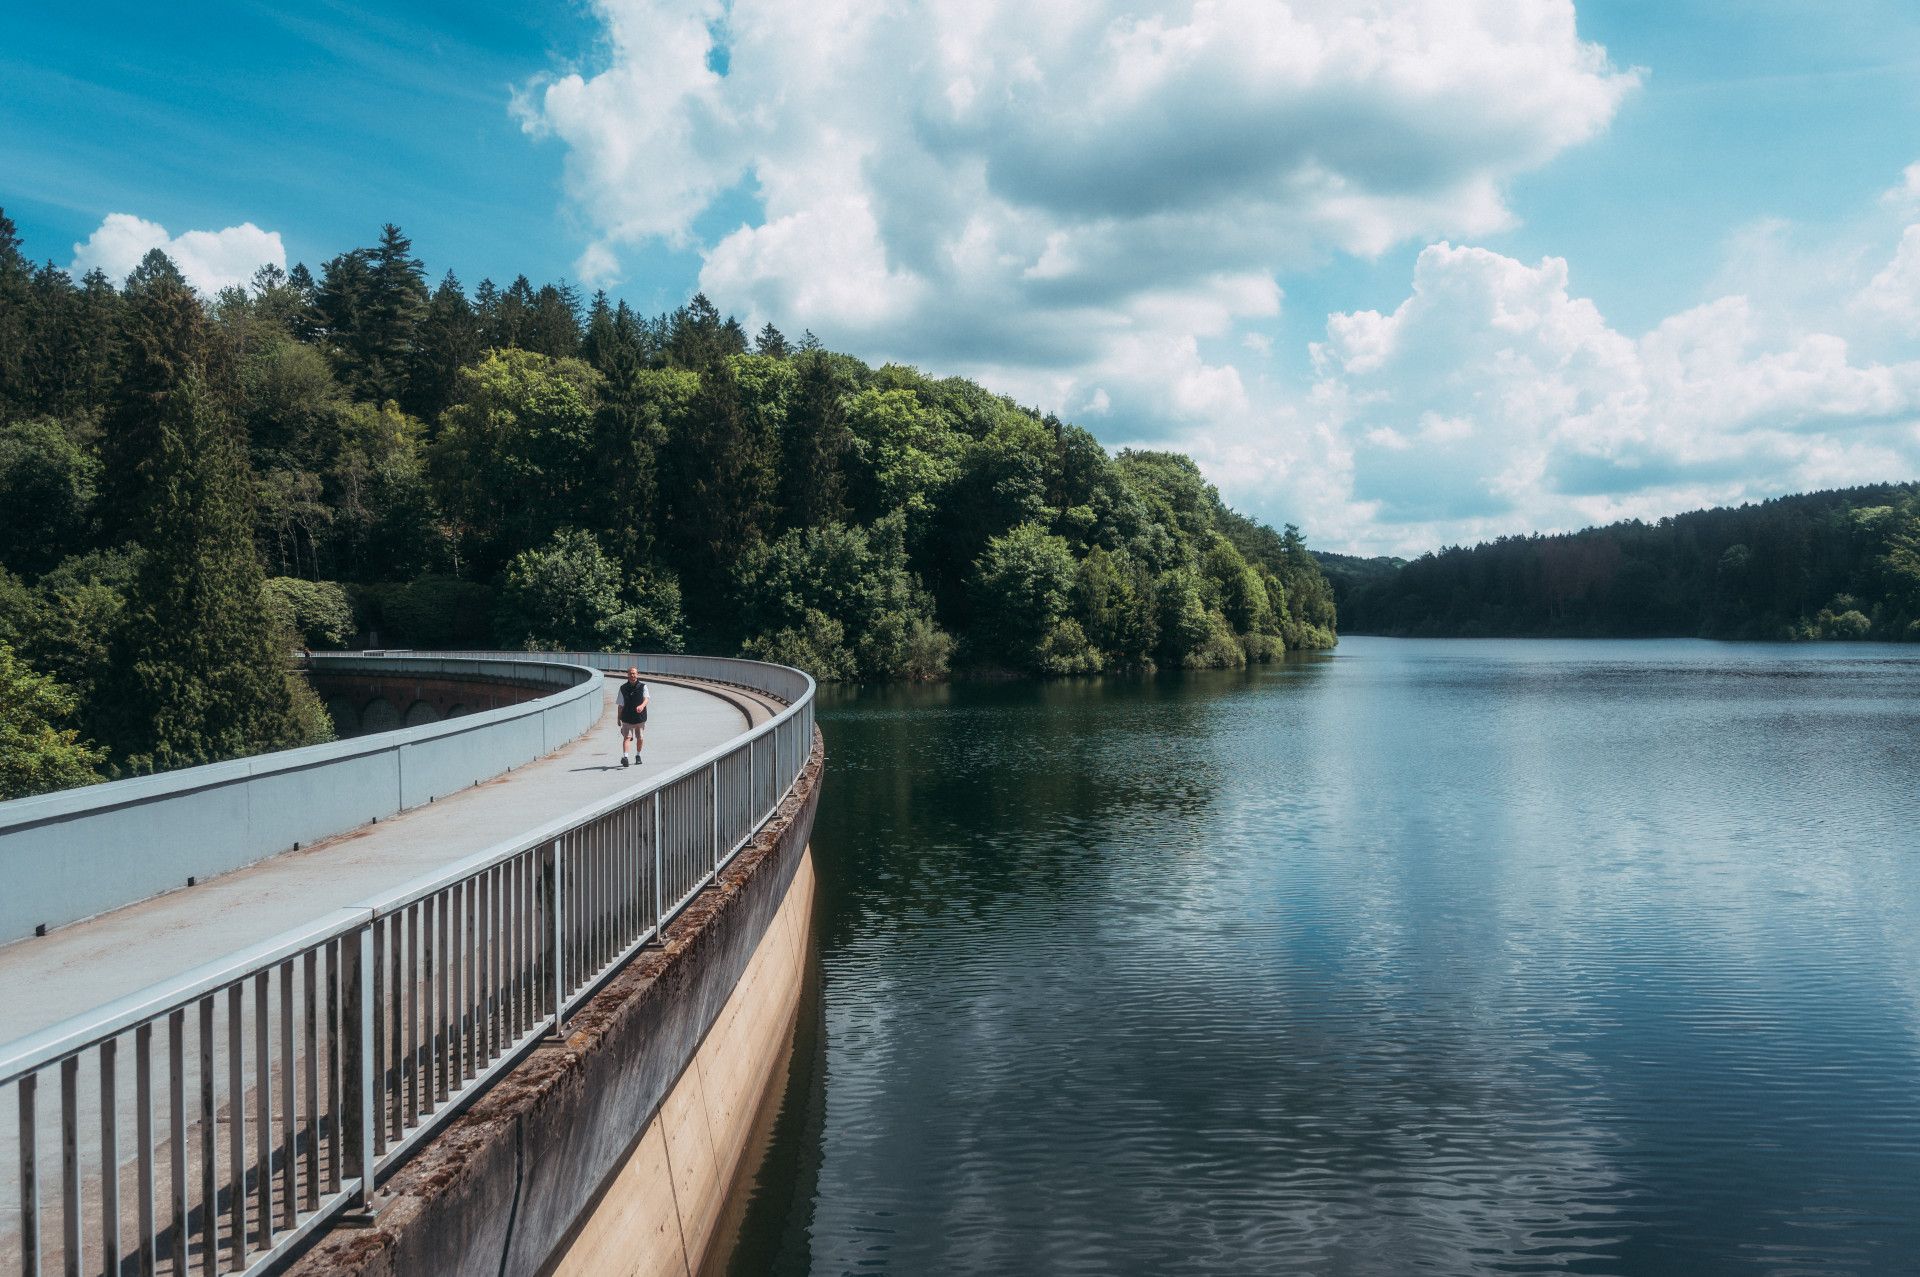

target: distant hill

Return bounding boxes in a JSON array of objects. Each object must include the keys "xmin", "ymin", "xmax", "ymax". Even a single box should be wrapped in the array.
[{"xmin": 1339, "ymin": 483, "xmax": 1920, "ymax": 641}]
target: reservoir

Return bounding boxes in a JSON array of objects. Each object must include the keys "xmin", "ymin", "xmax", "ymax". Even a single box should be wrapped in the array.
[{"xmin": 720, "ymin": 638, "xmax": 1920, "ymax": 1274}]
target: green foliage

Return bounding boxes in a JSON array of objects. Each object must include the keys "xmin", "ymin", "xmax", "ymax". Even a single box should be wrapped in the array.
[
  {"xmin": 0, "ymin": 212, "xmax": 1340, "ymax": 770},
  {"xmin": 111, "ymin": 370, "xmax": 329, "ymax": 771},
  {"xmin": 742, "ymin": 609, "xmax": 858, "ymax": 682},
  {"xmin": 1343, "ymin": 484, "xmax": 1920, "ymax": 641},
  {"xmin": 1152, "ymin": 567, "xmax": 1224, "ymax": 667},
  {"xmin": 494, "ymin": 529, "xmax": 637, "ymax": 652},
  {"xmin": 0, "ymin": 418, "xmax": 99, "ymax": 576},
  {"xmin": 969, "ymin": 523, "xmax": 1099, "ymax": 674},
  {"xmin": 736, "ymin": 515, "xmax": 951, "ymax": 681},
  {"xmin": 433, "ymin": 349, "xmax": 603, "ymax": 572},
  {"xmin": 0, "ymin": 643, "xmax": 106, "ymax": 799},
  {"xmin": 264, "ymin": 577, "xmax": 356, "ymax": 647},
  {"xmin": 625, "ymin": 565, "xmax": 687, "ymax": 653},
  {"xmin": 357, "ymin": 575, "xmax": 493, "ymax": 648},
  {"xmin": 662, "ymin": 355, "xmax": 779, "ymax": 633}
]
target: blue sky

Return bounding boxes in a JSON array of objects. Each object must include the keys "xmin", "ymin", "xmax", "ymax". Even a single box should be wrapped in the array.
[{"xmin": 5, "ymin": 1, "xmax": 1919, "ymax": 553}]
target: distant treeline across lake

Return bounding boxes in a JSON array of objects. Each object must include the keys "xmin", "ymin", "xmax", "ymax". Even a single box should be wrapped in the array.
[{"xmin": 1321, "ymin": 483, "xmax": 1920, "ymax": 641}]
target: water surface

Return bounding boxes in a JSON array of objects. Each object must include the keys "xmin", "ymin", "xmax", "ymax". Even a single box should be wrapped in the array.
[{"xmin": 721, "ymin": 638, "xmax": 1920, "ymax": 1274}]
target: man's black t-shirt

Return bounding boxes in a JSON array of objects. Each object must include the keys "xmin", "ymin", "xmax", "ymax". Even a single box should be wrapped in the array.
[{"xmin": 618, "ymin": 680, "xmax": 648, "ymax": 723}]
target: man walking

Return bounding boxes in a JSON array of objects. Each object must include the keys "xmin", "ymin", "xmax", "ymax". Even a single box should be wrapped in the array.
[{"xmin": 617, "ymin": 666, "xmax": 649, "ymax": 767}]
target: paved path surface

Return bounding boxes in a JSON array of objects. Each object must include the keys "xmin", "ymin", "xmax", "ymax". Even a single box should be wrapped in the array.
[{"xmin": 0, "ymin": 675, "xmax": 760, "ymax": 1045}]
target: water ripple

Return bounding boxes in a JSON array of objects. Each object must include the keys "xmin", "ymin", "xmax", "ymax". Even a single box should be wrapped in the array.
[{"xmin": 721, "ymin": 640, "xmax": 1920, "ymax": 1276}]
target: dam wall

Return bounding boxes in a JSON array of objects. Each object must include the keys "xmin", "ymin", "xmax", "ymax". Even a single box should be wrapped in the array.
[{"xmin": 285, "ymin": 729, "xmax": 824, "ymax": 1277}]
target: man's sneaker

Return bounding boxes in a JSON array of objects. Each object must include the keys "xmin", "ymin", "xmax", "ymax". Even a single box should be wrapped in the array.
[{"xmin": 620, "ymin": 755, "xmax": 630, "ymax": 768}]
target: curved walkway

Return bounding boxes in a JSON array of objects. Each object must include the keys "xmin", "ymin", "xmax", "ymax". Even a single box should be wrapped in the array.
[{"xmin": 0, "ymin": 675, "xmax": 756, "ymax": 1045}]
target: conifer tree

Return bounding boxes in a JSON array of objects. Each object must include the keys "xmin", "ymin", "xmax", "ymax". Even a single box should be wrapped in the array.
[
  {"xmin": 664, "ymin": 356, "xmax": 776, "ymax": 628},
  {"xmin": 103, "ymin": 257, "xmax": 326, "ymax": 769},
  {"xmin": 778, "ymin": 350, "xmax": 852, "ymax": 529},
  {"xmin": 112, "ymin": 371, "xmax": 322, "ymax": 770},
  {"xmin": 0, "ymin": 211, "xmax": 31, "ymax": 417},
  {"xmin": 407, "ymin": 271, "xmax": 481, "ymax": 422},
  {"xmin": 754, "ymin": 322, "xmax": 790, "ymax": 358},
  {"xmin": 101, "ymin": 251, "xmax": 205, "ymax": 534}
]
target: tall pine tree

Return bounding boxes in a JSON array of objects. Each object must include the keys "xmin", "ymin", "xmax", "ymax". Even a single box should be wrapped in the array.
[{"xmin": 107, "ymin": 258, "xmax": 325, "ymax": 770}]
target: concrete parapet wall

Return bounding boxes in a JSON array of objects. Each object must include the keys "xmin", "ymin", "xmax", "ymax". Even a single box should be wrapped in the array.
[
  {"xmin": 0, "ymin": 654, "xmax": 601, "ymax": 943},
  {"xmin": 285, "ymin": 730, "xmax": 825, "ymax": 1277}
]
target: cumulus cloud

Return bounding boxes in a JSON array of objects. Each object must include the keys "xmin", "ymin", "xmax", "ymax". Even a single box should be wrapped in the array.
[
  {"xmin": 70, "ymin": 213, "xmax": 286, "ymax": 296},
  {"xmin": 520, "ymin": 0, "xmax": 1635, "ymax": 360},
  {"xmin": 1225, "ymin": 199, "xmax": 1920, "ymax": 554}
]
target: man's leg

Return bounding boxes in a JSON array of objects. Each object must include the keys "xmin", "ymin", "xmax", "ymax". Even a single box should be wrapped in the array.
[{"xmin": 620, "ymin": 723, "xmax": 632, "ymax": 766}]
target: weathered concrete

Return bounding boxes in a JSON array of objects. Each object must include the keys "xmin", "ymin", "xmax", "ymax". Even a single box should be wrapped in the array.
[
  {"xmin": 284, "ymin": 730, "xmax": 824, "ymax": 1277},
  {"xmin": 554, "ymin": 850, "xmax": 813, "ymax": 1276}
]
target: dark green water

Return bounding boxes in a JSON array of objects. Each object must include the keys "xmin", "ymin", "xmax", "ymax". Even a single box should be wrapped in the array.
[{"xmin": 719, "ymin": 638, "xmax": 1920, "ymax": 1275}]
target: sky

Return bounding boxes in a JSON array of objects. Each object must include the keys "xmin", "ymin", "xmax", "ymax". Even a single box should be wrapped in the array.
[{"xmin": 4, "ymin": 0, "xmax": 1920, "ymax": 556}]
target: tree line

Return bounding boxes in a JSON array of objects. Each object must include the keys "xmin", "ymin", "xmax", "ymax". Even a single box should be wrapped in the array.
[
  {"xmin": 0, "ymin": 215, "xmax": 1336, "ymax": 796},
  {"xmin": 1335, "ymin": 484, "xmax": 1920, "ymax": 640}
]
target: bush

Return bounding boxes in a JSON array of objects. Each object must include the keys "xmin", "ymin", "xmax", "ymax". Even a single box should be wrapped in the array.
[
  {"xmin": 264, "ymin": 578, "xmax": 355, "ymax": 647},
  {"xmin": 743, "ymin": 609, "xmax": 858, "ymax": 681},
  {"xmin": 734, "ymin": 515, "xmax": 944, "ymax": 679},
  {"xmin": 0, "ymin": 642, "xmax": 106, "ymax": 798},
  {"xmin": 0, "ymin": 418, "xmax": 99, "ymax": 578},
  {"xmin": 969, "ymin": 523, "xmax": 1080, "ymax": 673},
  {"xmin": 357, "ymin": 575, "xmax": 495, "ymax": 648},
  {"xmin": 865, "ymin": 613, "xmax": 953, "ymax": 681},
  {"xmin": 1036, "ymin": 618, "xmax": 1101, "ymax": 675},
  {"xmin": 1185, "ymin": 611, "xmax": 1248, "ymax": 669},
  {"xmin": 627, "ymin": 564, "xmax": 687, "ymax": 653},
  {"xmin": 494, "ymin": 529, "xmax": 637, "ymax": 652}
]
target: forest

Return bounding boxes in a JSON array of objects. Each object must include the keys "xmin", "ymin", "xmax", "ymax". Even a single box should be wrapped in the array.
[
  {"xmin": 1338, "ymin": 484, "xmax": 1920, "ymax": 640},
  {"xmin": 0, "ymin": 216, "xmax": 1336, "ymax": 796}
]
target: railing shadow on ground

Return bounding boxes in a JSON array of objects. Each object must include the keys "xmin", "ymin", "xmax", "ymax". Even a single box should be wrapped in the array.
[{"xmin": 0, "ymin": 651, "xmax": 815, "ymax": 1277}]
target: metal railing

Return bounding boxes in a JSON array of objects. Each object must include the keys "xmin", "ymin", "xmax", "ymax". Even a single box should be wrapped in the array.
[{"xmin": 0, "ymin": 653, "xmax": 815, "ymax": 1277}]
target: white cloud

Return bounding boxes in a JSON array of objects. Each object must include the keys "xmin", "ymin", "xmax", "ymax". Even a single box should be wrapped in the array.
[
  {"xmin": 1857, "ymin": 224, "xmax": 1920, "ymax": 335},
  {"xmin": 1252, "ymin": 219, "xmax": 1920, "ymax": 555},
  {"xmin": 70, "ymin": 213, "xmax": 285, "ymax": 296},
  {"xmin": 521, "ymin": 0, "xmax": 1636, "ymax": 371}
]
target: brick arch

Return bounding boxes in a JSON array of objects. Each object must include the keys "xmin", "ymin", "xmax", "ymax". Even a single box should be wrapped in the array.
[{"xmin": 360, "ymin": 697, "xmax": 400, "ymax": 734}]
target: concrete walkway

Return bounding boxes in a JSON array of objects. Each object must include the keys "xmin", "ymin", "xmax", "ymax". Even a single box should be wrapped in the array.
[{"xmin": 0, "ymin": 675, "xmax": 758, "ymax": 1045}]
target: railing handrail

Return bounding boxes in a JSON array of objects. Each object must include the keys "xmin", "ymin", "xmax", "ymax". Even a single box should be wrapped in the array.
[{"xmin": 0, "ymin": 651, "xmax": 815, "ymax": 1085}]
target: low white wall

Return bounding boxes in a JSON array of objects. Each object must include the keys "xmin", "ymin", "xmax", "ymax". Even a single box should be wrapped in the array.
[{"xmin": 0, "ymin": 654, "xmax": 601, "ymax": 943}]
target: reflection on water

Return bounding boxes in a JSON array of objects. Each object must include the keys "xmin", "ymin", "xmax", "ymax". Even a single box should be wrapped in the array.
[{"xmin": 719, "ymin": 639, "xmax": 1920, "ymax": 1274}]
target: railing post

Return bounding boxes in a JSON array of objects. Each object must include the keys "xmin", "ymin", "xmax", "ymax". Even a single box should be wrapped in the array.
[
  {"xmin": 652, "ymin": 791, "xmax": 664, "ymax": 942},
  {"xmin": 18, "ymin": 1073, "xmax": 37, "ymax": 1277},
  {"xmin": 710, "ymin": 761, "xmax": 720, "ymax": 873},
  {"xmin": 550, "ymin": 839, "xmax": 566, "ymax": 1031},
  {"xmin": 340, "ymin": 924, "xmax": 376, "ymax": 1210}
]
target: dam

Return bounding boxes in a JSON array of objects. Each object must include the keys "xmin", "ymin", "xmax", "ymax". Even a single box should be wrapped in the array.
[{"xmin": 0, "ymin": 650, "xmax": 821, "ymax": 1277}]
